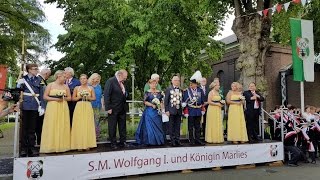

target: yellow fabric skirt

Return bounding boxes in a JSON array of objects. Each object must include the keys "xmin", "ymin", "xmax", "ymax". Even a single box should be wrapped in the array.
[
  {"xmin": 40, "ymin": 101, "xmax": 71, "ymax": 153},
  {"xmin": 71, "ymin": 101, "xmax": 97, "ymax": 150},
  {"xmin": 205, "ymin": 105, "xmax": 224, "ymax": 143},
  {"xmin": 227, "ymin": 104, "xmax": 248, "ymax": 142}
]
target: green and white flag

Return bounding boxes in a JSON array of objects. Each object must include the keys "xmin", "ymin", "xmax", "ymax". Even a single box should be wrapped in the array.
[{"xmin": 290, "ymin": 18, "xmax": 315, "ymax": 82}]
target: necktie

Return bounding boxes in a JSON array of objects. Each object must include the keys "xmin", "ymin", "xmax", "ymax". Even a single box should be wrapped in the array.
[
  {"xmin": 202, "ymin": 86, "xmax": 206, "ymax": 94},
  {"xmin": 119, "ymin": 81, "xmax": 125, "ymax": 94}
]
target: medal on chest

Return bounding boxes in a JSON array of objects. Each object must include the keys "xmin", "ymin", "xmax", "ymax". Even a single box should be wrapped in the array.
[{"xmin": 170, "ymin": 89, "xmax": 182, "ymax": 109}]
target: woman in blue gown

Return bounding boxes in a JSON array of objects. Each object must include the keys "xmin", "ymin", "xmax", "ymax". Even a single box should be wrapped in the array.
[{"xmin": 135, "ymin": 79, "xmax": 164, "ymax": 145}]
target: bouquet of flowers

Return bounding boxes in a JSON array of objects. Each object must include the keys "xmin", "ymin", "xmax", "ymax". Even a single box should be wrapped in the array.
[
  {"xmin": 239, "ymin": 95, "xmax": 245, "ymax": 100},
  {"xmin": 220, "ymin": 100, "xmax": 226, "ymax": 104},
  {"xmin": 55, "ymin": 91, "xmax": 66, "ymax": 98},
  {"xmin": 80, "ymin": 90, "xmax": 90, "ymax": 100},
  {"xmin": 151, "ymin": 98, "xmax": 162, "ymax": 115}
]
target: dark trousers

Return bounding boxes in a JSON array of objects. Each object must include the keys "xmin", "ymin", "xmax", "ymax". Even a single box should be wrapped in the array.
[
  {"xmin": 35, "ymin": 115, "xmax": 44, "ymax": 145},
  {"xmin": 21, "ymin": 110, "xmax": 38, "ymax": 152},
  {"xmin": 169, "ymin": 114, "xmax": 181, "ymax": 142},
  {"xmin": 68, "ymin": 101, "xmax": 77, "ymax": 126},
  {"xmin": 188, "ymin": 116, "xmax": 201, "ymax": 142},
  {"xmin": 285, "ymin": 146, "xmax": 307, "ymax": 164},
  {"xmin": 201, "ymin": 110, "xmax": 207, "ymax": 137},
  {"xmin": 108, "ymin": 111, "xmax": 126, "ymax": 145},
  {"xmin": 246, "ymin": 109, "xmax": 260, "ymax": 140}
]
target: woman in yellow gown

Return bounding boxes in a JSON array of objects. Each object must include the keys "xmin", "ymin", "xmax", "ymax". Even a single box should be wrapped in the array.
[
  {"xmin": 71, "ymin": 74, "xmax": 97, "ymax": 150},
  {"xmin": 205, "ymin": 81, "xmax": 225, "ymax": 143},
  {"xmin": 226, "ymin": 82, "xmax": 248, "ymax": 143},
  {"xmin": 40, "ymin": 70, "xmax": 72, "ymax": 153}
]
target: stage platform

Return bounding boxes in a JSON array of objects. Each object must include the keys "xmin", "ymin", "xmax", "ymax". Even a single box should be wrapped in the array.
[{"xmin": 13, "ymin": 140, "xmax": 283, "ymax": 180}]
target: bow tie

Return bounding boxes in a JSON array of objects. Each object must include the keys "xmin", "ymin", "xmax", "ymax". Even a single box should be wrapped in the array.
[{"xmin": 174, "ymin": 87, "xmax": 178, "ymax": 89}]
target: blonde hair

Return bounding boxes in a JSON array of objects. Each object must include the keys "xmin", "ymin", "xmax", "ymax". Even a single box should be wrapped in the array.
[
  {"xmin": 148, "ymin": 79, "xmax": 157, "ymax": 84},
  {"xmin": 54, "ymin": 70, "xmax": 64, "ymax": 79},
  {"xmin": 80, "ymin": 74, "xmax": 88, "ymax": 79},
  {"xmin": 209, "ymin": 81, "xmax": 217, "ymax": 89},
  {"xmin": 88, "ymin": 73, "xmax": 101, "ymax": 84},
  {"xmin": 231, "ymin": 82, "xmax": 241, "ymax": 90}
]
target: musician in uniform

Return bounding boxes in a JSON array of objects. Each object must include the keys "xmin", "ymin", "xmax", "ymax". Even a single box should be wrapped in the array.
[
  {"xmin": 183, "ymin": 71, "xmax": 205, "ymax": 145},
  {"xmin": 17, "ymin": 64, "xmax": 42, "ymax": 157}
]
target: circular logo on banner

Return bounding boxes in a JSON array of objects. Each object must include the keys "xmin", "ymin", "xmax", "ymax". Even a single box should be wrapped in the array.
[
  {"xmin": 26, "ymin": 160, "xmax": 44, "ymax": 179},
  {"xmin": 269, "ymin": 145, "xmax": 278, "ymax": 158},
  {"xmin": 296, "ymin": 37, "xmax": 310, "ymax": 60}
]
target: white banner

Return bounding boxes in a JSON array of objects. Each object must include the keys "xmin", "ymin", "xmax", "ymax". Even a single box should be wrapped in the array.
[{"xmin": 14, "ymin": 142, "xmax": 283, "ymax": 180}]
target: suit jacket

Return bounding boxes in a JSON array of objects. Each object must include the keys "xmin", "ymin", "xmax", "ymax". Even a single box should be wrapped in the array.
[
  {"xmin": 182, "ymin": 87, "xmax": 204, "ymax": 117},
  {"xmin": 200, "ymin": 85, "xmax": 209, "ymax": 104},
  {"xmin": 39, "ymin": 75, "xmax": 48, "ymax": 110},
  {"xmin": 66, "ymin": 77, "xmax": 81, "ymax": 95},
  {"xmin": 19, "ymin": 75, "xmax": 42, "ymax": 111},
  {"xmin": 164, "ymin": 85, "xmax": 183, "ymax": 116},
  {"xmin": 243, "ymin": 90, "xmax": 265, "ymax": 113},
  {"xmin": 104, "ymin": 76, "xmax": 128, "ymax": 114}
]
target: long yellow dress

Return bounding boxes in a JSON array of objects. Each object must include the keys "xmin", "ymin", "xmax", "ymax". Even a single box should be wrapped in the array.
[
  {"xmin": 205, "ymin": 95, "xmax": 224, "ymax": 143},
  {"xmin": 71, "ymin": 89, "xmax": 97, "ymax": 150},
  {"xmin": 227, "ymin": 94, "xmax": 248, "ymax": 142},
  {"xmin": 40, "ymin": 89, "xmax": 71, "ymax": 153}
]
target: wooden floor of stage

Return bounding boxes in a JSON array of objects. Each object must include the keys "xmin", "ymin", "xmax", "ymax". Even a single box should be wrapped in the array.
[{"xmin": 35, "ymin": 139, "xmax": 280, "ymax": 157}]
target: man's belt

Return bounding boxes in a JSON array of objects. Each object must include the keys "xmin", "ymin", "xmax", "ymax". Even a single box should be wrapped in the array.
[
  {"xmin": 188, "ymin": 104, "xmax": 202, "ymax": 108},
  {"xmin": 23, "ymin": 92, "xmax": 39, "ymax": 97}
]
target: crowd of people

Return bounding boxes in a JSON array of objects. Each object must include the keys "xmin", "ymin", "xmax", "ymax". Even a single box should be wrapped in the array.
[
  {"xmin": 14, "ymin": 64, "xmax": 267, "ymax": 157},
  {"xmin": 269, "ymin": 104, "xmax": 320, "ymax": 166}
]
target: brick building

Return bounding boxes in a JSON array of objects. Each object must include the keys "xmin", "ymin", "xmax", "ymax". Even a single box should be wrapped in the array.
[{"xmin": 212, "ymin": 34, "xmax": 320, "ymax": 111}]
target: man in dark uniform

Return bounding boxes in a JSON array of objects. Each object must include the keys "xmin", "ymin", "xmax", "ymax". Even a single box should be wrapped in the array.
[
  {"xmin": 183, "ymin": 76, "xmax": 205, "ymax": 146},
  {"xmin": 17, "ymin": 64, "xmax": 42, "ymax": 157},
  {"xmin": 164, "ymin": 76, "xmax": 183, "ymax": 147},
  {"xmin": 36, "ymin": 68, "xmax": 51, "ymax": 145}
]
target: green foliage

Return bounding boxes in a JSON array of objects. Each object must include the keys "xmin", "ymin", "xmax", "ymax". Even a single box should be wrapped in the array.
[
  {"xmin": 272, "ymin": 1, "xmax": 320, "ymax": 53},
  {"xmin": 0, "ymin": 0, "xmax": 50, "ymax": 77},
  {"xmin": 45, "ymin": 0, "xmax": 229, "ymax": 96}
]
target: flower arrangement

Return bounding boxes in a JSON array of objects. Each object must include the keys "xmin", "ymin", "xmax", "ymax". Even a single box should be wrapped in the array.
[
  {"xmin": 80, "ymin": 90, "xmax": 90, "ymax": 100},
  {"xmin": 151, "ymin": 97, "xmax": 162, "ymax": 115},
  {"xmin": 220, "ymin": 100, "xmax": 226, "ymax": 104},
  {"xmin": 56, "ymin": 91, "xmax": 66, "ymax": 98},
  {"xmin": 239, "ymin": 95, "xmax": 245, "ymax": 100}
]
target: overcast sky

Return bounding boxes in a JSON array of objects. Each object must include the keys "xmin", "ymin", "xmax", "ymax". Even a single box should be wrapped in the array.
[{"xmin": 40, "ymin": 1, "xmax": 234, "ymax": 61}]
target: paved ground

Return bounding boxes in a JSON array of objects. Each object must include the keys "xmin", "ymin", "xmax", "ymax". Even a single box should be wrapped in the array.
[{"xmin": 111, "ymin": 163, "xmax": 320, "ymax": 180}]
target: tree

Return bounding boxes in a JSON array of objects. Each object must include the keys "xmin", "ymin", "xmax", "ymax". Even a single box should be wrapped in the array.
[
  {"xmin": 45, "ymin": 0, "xmax": 229, "ymax": 95},
  {"xmin": 0, "ymin": 0, "xmax": 50, "ymax": 77},
  {"xmin": 225, "ymin": 0, "xmax": 319, "ymax": 93}
]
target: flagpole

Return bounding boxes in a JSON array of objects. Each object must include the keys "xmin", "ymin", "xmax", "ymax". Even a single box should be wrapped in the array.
[{"xmin": 300, "ymin": 81, "xmax": 305, "ymax": 112}]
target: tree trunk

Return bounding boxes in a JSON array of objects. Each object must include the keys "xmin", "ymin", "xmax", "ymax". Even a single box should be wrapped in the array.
[{"xmin": 232, "ymin": 15, "xmax": 271, "ymax": 94}]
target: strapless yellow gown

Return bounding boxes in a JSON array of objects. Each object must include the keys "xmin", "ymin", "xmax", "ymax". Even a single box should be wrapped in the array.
[
  {"xmin": 71, "ymin": 89, "xmax": 97, "ymax": 150},
  {"xmin": 40, "ymin": 89, "xmax": 71, "ymax": 153},
  {"xmin": 227, "ymin": 94, "xmax": 248, "ymax": 142},
  {"xmin": 205, "ymin": 95, "xmax": 224, "ymax": 143}
]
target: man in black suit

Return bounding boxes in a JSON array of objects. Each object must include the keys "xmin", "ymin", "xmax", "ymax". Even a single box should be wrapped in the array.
[
  {"xmin": 104, "ymin": 69, "xmax": 128, "ymax": 150},
  {"xmin": 243, "ymin": 82, "xmax": 265, "ymax": 142},
  {"xmin": 164, "ymin": 76, "xmax": 183, "ymax": 147},
  {"xmin": 200, "ymin": 77, "xmax": 209, "ymax": 137}
]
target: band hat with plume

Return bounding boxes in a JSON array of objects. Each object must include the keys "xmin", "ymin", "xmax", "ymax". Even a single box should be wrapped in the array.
[{"xmin": 190, "ymin": 70, "xmax": 202, "ymax": 84}]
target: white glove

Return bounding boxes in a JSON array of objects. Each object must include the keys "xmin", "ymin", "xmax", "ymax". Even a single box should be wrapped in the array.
[
  {"xmin": 184, "ymin": 114, "xmax": 189, "ymax": 118},
  {"xmin": 17, "ymin": 79, "xmax": 24, "ymax": 88},
  {"xmin": 38, "ymin": 106, "xmax": 45, "ymax": 116},
  {"xmin": 182, "ymin": 102, "xmax": 187, "ymax": 108}
]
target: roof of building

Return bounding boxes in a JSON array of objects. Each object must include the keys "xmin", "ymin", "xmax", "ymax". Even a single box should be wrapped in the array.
[{"xmin": 219, "ymin": 34, "xmax": 237, "ymax": 45}]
